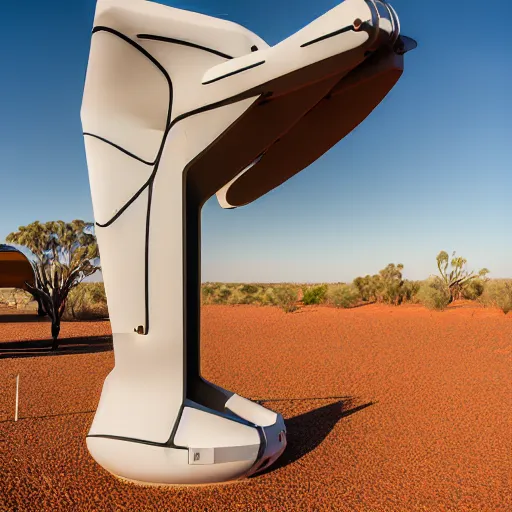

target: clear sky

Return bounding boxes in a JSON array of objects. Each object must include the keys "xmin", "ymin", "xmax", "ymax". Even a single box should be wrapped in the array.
[{"xmin": 0, "ymin": 0, "xmax": 510, "ymax": 282}]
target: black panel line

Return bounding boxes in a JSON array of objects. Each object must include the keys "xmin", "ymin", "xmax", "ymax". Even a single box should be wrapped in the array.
[
  {"xmin": 137, "ymin": 33, "xmax": 234, "ymax": 60},
  {"xmin": 89, "ymin": 26, "xmax": 174, "ymax": 338},
  {"xmin": 95, "ymin": 89, "xmax": 263, "ymax": 228},
  {"xmin": 300, "ymin": 25, "xmax": 355, "ymax": 48},
  {"xmin": 85, "ymin": 22, "xmax": 367, "ymax": 453},
  {"xmin": 202, "ymin": 60, "xmax": 265, "ymax": 85},
  {"xmin": 144, "ymin": 182, "xmax": 154, "ymax": 334},
  {"xmin": 83, "ymin": 133, "xmax": 156, "ymax": 165},
  {"xmin": 86, "ymin": 433, "xmax": 186, "ymax": 449},
  {"xmin": 92, "ymin": 26, "xmax": 173, "ymax": 94},
  {"xmin": 89, "ymin": 403, "xmax": 188, "ymax": 451},
  {"xmin": 94, "ymin": 177, "xmax": 152, "ymax": 229},
  {"xmin": 86, "ymin": 26, "xmax": 265, "ymax": 449}
]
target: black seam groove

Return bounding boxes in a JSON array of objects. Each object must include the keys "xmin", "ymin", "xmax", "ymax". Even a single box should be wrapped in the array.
[
  {"xmin": 300, "ymin": 25, "xmax": 355, "ymax": 47},
  {"xmin": 86, "ymin": 433, "xmax": 186, "ymax": 449},
  {"xmin": 95, "ymin": 179, "xmax": 153, "ymax": 229},
  {"xmin": 92, "ymin": 26, "xmax": 173, "ymax": 89},
  {"xmin": 90, "ymin": 26, "xmax": 174, "ymax": 336},
  {"xmin": 86, "ymin": 26, "xmax": 262, "ymax": 451},
  {"xmin": 83, "ymin": 133, "xmax": 155, "ymax": 166},
  {"xmin": 137, "ymin": 33, "xmax": 234, "ymax": 60},
  {"xmin": 86, "ymin": 404, "xmax": 184, "ymax": 450},
  {"xmin": 202, "ymin": 60, "xmax": 265, "ymax": 85},
  {"xmin": 95, "ymin": 91, "xmax": 262, "ymax": 229},
  {"xmin": 144, "ymin": 182, "xmax": 154, "ymax": 334}
]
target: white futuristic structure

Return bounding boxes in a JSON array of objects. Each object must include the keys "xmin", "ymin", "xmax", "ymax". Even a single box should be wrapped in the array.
[{"xmin": 81, "ymin": 0, "xmax": 416, "ymax": 485}]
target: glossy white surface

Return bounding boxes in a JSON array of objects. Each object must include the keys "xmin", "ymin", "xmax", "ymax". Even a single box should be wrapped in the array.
[{"xmin": 82, "ymin": 0, "xmax": 413, "ymax": 485}]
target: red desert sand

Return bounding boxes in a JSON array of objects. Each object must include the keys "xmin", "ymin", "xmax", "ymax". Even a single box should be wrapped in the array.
[{"xmin": 0, "ymin": 303, "xmax": 511, "ymax": 511}]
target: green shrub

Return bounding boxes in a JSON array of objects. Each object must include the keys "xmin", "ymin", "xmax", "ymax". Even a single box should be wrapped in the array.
[
  {"xmin": 327, "ymin": 284, "xmax": 359, "ymax": 308},
  {"xmin": 274, "ymin": 286, "xmax": 298, "ymax": 313},
  {"xmin": 240, "ymin": 294, "xmax": 258, "ymax": 304},
  {"xmin": 302, "ymin": 284, "xmax": 328, "ymax": 305},
  {"xmin": 202, "ymin": 284, "xmax": 216, "ymax": 304},
  {"xmin": 257, "ymin": 287, "xmax": 277, "ymax": 306},
  {"xmin": 63, "ymin": 282, "xmax": 109, "ymax": 320},
  {"xmin": 480, "ymin": 280, "xmax": 512, "ymax": 314},
  {"xmin": 402, "ymin": 280, "xmax": 421, "ymax": 303},
  {"xmin": 417, "ymin": 278, "xmax": 451, "ymax": 310},
  {"xmin": 354, "ymin": 265, "xmax": 420, "ymax": 306},
  {"xmin": 227, "ymin": 289, "xmax": 244, "ymax": 305},
  {"xmin": 353, "ymin": 275, "xmax": 379, "ymax": 302},
  {"xmin": 213, "ymin": 285, "xmax": 232, "ymax": 304},
  {"xmin": 462, "ymin": 278, "xmax": 485, "ymax": 300},
  {"xmin": 377, "ymin": 264, "xmax": 406, "ymax": 305},
  {"xmin": 240, "ymin": 284, "xmax": 259, "ymax": 295}
]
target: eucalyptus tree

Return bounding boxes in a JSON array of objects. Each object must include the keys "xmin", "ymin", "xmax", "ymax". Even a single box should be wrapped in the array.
[{"xmin": 6, "ymin": 220, "xmax": 100, "ymax": 350}]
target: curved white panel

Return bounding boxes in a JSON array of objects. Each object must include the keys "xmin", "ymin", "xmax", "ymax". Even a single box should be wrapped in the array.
[
  {"xmin": 94, "ymin": 191, "xmax": 148, "ymax": 335},
  {"xmin": 81, "ymin": 0, "xmax": 415, "ymax": 486},
  {"xmin": 84, "ymin": 137, "xmax": 154, "ymax": 225},
  {"xmin": 174, "ymin": 407, "xmax": 260, "ymax": 448},
  {"xmin": 225, "ymin": 394, "xmax": 278, "ymax": 427},
  {"xmin": 81, "ymin": 31, "xmax": 168, "ymax": 162}
]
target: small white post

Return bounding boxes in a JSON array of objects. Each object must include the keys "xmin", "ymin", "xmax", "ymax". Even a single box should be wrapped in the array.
[{"xmin": 15, "ymin": 374, "xmax": 19, "ymax": 422}]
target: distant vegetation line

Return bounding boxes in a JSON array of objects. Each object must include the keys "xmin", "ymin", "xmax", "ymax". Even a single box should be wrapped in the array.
[
  {"xmin": 14, "ymin": 275, "xmax": 509, "ymax": 320},
  {"xmin": 6, "ymin": 217, "xmax": 509, "ymax": 350},
  {"xmin": 3, "ymin": 230, "xmax": 511, "ymax": 319},
  {"xmin": 5, "ymin": 276, "xmax": 510, "ymax": 317}
]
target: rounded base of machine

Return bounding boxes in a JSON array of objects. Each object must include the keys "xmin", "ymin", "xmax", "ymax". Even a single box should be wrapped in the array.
[{"xmin": 86, "ymin": 406, "xmax": 287, "ymax": 486}]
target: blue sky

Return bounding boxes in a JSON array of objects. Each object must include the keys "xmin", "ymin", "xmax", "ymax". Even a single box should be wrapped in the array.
[{"xmin": 0, "ymin": 0, "xmax": 510, "ymax": 282}]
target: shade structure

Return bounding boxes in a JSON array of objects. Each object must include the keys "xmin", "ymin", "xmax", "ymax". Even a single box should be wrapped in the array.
[
  {"xmin": 81, "ymin": 0, "xmax": 416, "ymax": 486},
  {"xmin": 0, "ymin": 245, "xmax": 35, "ymax": 290}
]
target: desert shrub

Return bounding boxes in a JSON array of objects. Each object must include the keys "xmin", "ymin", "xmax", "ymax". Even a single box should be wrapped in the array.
[
  {"xmin": 64, "ymin": 286, "xmax": 87, "ymax": 319},
  {"xmin": 462, "ymin": 278, "xmax": 486, "ymax": 300},
  {"xmin": 402, "ymin": 280, "xmax": 421, "ymax": 303},
  {"xmin": 274, "ymin": 286, "xmax": 298, "ymax": 312},
  {"xmin": 377, "ymin": 264, "xmax": 407, "ymax": 305},
  {"xmin": 240, "ymin": 284, "xmax": 259, "ymax": 295},
  {"xmin": 63, "ymin": 282, "xmax": 109, "ymax": 320},
  {"xmin": 227, "ymin": 289, "xmax": 245, "ymax": 305},
  {"xmin": 355, "ymin": 265, "xmax": 420, "ymax": 306},
  {"xmin": 353, "ymin": 275, "xmax": 377, "ymax": 302},
  {"xmin": 327, "ymin": 284, "xmax": 359, "ymax": 308},
  {"xmin": 417, "ymin": 278, "xmax": 451, "ymax": 310},
  {"xmin": 302, "ymin": 284, "xmax": 328, "ymax": 305},
  {"xmin": 353, "ymin": 273, "xmax": 394, "ymax": 303},
  {"xmin": 353, "ymin": 265, "xmax": 404, "ymax": 305},
  {"xmin": 241, "ymin": 294, "xmax": 259, "ymax": 304},
  {"xmin": 257, "ymin": 287, "xmax": 277, "ymax": 306},
  {"xmin": 214, "ymin": 285, "xmax": 232, "ymax": 304},
  {"xmin": 202, "ymin": 284, "xmax": 217, "ymax": 304},
  {"xmin": 85, "ymin": 282, "xmax": 106, "ymax": 303},
  {"xmin": 480, "ymin": 280, "xmax": 512, "ymax": 314}
]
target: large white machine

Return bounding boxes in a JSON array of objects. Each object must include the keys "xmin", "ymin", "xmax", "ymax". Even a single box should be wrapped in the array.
[{"xmin": 81, "ymin": 0, "xmax": 416, "ymax": 485}]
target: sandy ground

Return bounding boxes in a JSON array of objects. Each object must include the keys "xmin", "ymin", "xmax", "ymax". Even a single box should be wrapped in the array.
[{"xmin": 0, "ymin": 303, "xmax": 510, "ymax": 511}]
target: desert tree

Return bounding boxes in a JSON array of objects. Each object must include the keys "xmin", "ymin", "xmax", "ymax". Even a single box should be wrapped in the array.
[
  {"xmin": 435, "ymin": 250, "xmax": 489, "ymax": 304},
  {"xmin": 353, "ymin": 274, "xmax": 382, "ymax": 303},
  {"xmin": 6, "ymin": 220, "xmax": 100, "ymax": 350},
  {"xmin": 378, "ymin": 263, "xmax": 406, "ymax": 305}
]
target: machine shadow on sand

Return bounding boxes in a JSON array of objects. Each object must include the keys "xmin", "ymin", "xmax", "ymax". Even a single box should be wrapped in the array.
[{"xmin": 254, "ymin": 400, "xmax": 375, "ymax": 475}]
